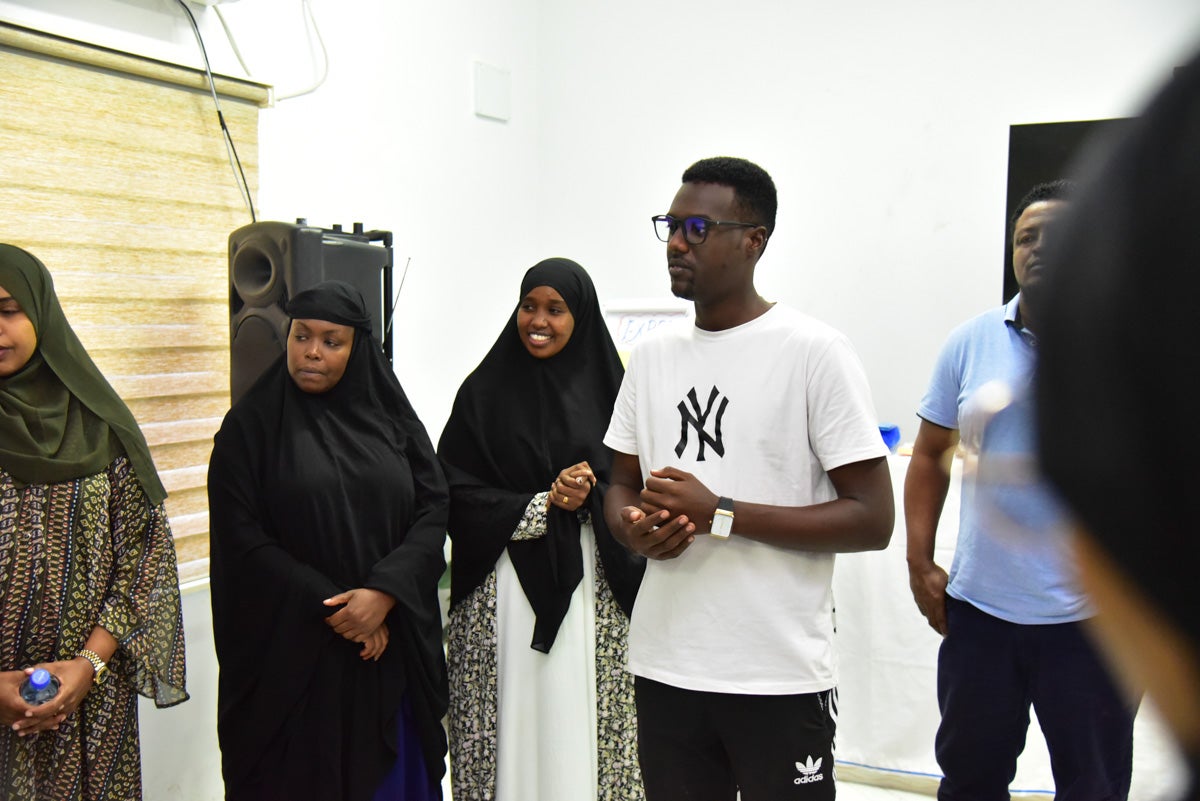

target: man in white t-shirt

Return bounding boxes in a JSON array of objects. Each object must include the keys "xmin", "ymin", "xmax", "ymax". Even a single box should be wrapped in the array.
[{"xmin": 603, "ymin": 156, "xmax": 895, "ymax": 801}]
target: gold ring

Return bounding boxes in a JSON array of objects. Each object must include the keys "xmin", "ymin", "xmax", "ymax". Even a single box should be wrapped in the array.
[{"xmin": 561, "ymin": 495, "xmax": 569, "ymax": 503}]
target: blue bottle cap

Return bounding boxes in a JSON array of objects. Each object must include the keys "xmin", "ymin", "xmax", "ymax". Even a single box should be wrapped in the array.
[
  {"xmin": 879, "ymin": 424, "xmax": 901, "ymax": 452},
  {"xmin": 29, "ymin": 668, "xmax": 52, "ymax": 690}
]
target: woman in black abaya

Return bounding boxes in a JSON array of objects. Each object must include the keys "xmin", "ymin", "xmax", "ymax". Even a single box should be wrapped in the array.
[
  {"xmin": 208, "ymin": 281, "xmax": 448, "ymax": 801},
  {"xmin": 439, "ymin": 257, "xmax": 645, "ymax": 801}
]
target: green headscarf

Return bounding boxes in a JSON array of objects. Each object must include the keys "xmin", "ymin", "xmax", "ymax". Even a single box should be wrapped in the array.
[{"xmin": 0, "ymin": 244, "xmax": 166, "ymax": 504}]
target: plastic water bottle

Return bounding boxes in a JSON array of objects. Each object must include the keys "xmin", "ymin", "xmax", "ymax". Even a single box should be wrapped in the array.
[{"xmin": 19, "ymin": 668, "xmax": 60, "ymax": 705}]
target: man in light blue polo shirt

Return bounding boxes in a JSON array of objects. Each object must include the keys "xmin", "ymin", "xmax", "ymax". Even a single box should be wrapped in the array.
[{"xmin": 904, "ymin": 180, "xmax": 1136, "ymax": 800}]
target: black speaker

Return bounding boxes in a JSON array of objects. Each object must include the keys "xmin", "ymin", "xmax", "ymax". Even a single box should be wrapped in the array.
[{"xmin": 228, "ymin": 220, "xmax": 394, "ymax": 404}]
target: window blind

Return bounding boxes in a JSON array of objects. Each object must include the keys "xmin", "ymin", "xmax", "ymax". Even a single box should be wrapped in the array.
[{"xmin": 1, "ymin": 23, "xmax": 269, "ymax": 582}]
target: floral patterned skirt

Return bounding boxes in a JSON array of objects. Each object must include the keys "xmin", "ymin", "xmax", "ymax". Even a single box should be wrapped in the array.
[{"xmin": 446, "ymin": 535, "xmax": 643, "ymax": 801}]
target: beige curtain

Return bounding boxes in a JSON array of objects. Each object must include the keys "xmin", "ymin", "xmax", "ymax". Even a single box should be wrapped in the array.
[{"xmin": 0, "ymin": 23, "xmax": 269, "ymax": 581}]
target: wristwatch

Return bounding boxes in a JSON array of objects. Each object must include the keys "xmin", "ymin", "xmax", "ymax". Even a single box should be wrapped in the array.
[
  {"xmin": 710, "ymin": 496, "xmax": 734, "ymax": 539},
  {"xmin": 78, "ymin": 649, "xmax": 110, "ymax": 685}
]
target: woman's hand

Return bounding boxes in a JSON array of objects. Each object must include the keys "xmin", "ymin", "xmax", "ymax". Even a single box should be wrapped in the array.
[
  {"xmin": 3, "ymin": 658, "xmax": 96, "ymax": 736},
  {"xmin": 0, "ymin": 670, "xmax": 34, "ymax": 728},
  {"xmin": 548, "ymin": 461, "xmax": 597, "ymax": 512},
  {"xmin": 358, "ymin": 623, "xmax": 389, "ymax": 661},
  {"xmin": 323, "ymin": 588, "xmax": 397, "ymax": 644}
]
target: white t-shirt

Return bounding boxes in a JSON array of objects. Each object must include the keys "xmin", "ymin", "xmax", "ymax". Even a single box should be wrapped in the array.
[{"xmin": 603, "ymin": 304, "xmax": 887, "ymax": 694}]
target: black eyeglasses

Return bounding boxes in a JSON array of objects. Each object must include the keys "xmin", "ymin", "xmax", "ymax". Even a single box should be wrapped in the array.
[{"xmin": 651, "ymin": 215, "xmax": 760, "ymax": 245}]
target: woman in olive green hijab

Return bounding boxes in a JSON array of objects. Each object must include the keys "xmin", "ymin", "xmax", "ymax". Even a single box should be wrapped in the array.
[{"xmin": 0, "ymin": 243, "xmax": 187, "ymax": 801}]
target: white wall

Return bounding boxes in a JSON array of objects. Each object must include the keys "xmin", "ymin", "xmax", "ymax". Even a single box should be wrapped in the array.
[{"xmin": 139, "ymin": 581, "xmax": 223, "ymax": 800}]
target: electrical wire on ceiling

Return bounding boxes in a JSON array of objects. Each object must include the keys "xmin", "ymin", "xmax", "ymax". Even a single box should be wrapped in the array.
[
  {"xmin": 212, "ymin": 4, "xmax": 253, "ymax": 77},
  {"xmin": 275, "ymin": 0, "xmax": 330, "ymax": 101},
  {"xmin": 214, "ymin": 0, "xmax": 329, "ymax": 102},
  {"xmin": 174, "ymin": 0, "xmax": 257, "ymax": 222}
]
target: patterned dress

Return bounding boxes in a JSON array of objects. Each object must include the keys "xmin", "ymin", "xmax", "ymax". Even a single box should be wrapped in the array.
[
  {"xmin": 0, "ymin": 456, "xmax": 187, "ymax": 800},
  {"xmin": 447, "ymin": 492, "xmax": 643, "ymax": 801}
]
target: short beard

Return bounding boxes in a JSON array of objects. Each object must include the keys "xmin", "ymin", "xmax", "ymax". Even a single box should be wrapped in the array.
[{"xmin": 669, "ymin": 279, "xmax": 694, "ymax": 301}]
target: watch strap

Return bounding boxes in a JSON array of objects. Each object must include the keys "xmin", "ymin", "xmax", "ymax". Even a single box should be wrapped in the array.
[
  {"xmin": 78, "ymin": 649, "xmax": 109, "ymax": 684},
  {"xmin": 711, "ymin": 496, "xmax": 735, "ymax": 539}
]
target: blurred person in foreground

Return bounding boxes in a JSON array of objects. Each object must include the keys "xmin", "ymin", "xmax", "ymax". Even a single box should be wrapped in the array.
[{"xmin": 1038, "ymin": 51, "xmax": 1200, "ymax": 801}]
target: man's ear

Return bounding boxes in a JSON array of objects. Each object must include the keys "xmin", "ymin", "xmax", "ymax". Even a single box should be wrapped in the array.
[{"xmin": 746, "ymin": 226, "xmax": 769, "ymax": 257}]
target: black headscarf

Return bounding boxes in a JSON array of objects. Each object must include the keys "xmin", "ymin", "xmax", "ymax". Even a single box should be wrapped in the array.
[
  {"xmin": 208, "ymin": 281, "xmax": 448, "ymax": 799},
  {"xmin": 438, "ymin": 258, "xmax": 644, "ymax": 652},
  {"xmin": 0, "ymin": 243, "xmax": 166, "ymax": 502}
]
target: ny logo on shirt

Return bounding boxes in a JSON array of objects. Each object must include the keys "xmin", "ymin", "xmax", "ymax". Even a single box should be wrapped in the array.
[{"xmin": 675, "ymin": 386, "xmax": 728, "ymax": 461}]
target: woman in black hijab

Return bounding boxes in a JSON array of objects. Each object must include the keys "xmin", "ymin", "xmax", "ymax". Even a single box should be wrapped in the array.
[
  {"xmin": 0, "ymin": 244, "xmax": 187, "ymax": 800},
  {"xmin": 1036, "ymin": 49, "xmax": 1200, "ymax": 801},
  {"xmin": 439, "ymin": 257, "xmax": 645, "ymax": 801},
  {"xmin": 208, "ymin": 281, "xmax": 449, "ymax": 801}
]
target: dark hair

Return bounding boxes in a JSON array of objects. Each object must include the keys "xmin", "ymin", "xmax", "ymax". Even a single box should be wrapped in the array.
[
  {"xmin": 1009, "ymin": 179, "xmax": 1074, "ymax": 238},
  {"xmin": 682, "ymin": 157, "xmax": 777, "ymax": 237},
  {"xmin": 1037, "ymin": 52, "xmax": 1200, "ymax": 649}
]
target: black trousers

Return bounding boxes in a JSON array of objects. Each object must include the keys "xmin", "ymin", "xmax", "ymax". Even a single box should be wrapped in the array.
[
  {"xmin": 936, "ymin": 597, "xmax": 1137, "ymax": 801},
  {"xmin": 635, "ymin": 676, "xmax": 837, "ymax": 801}
]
